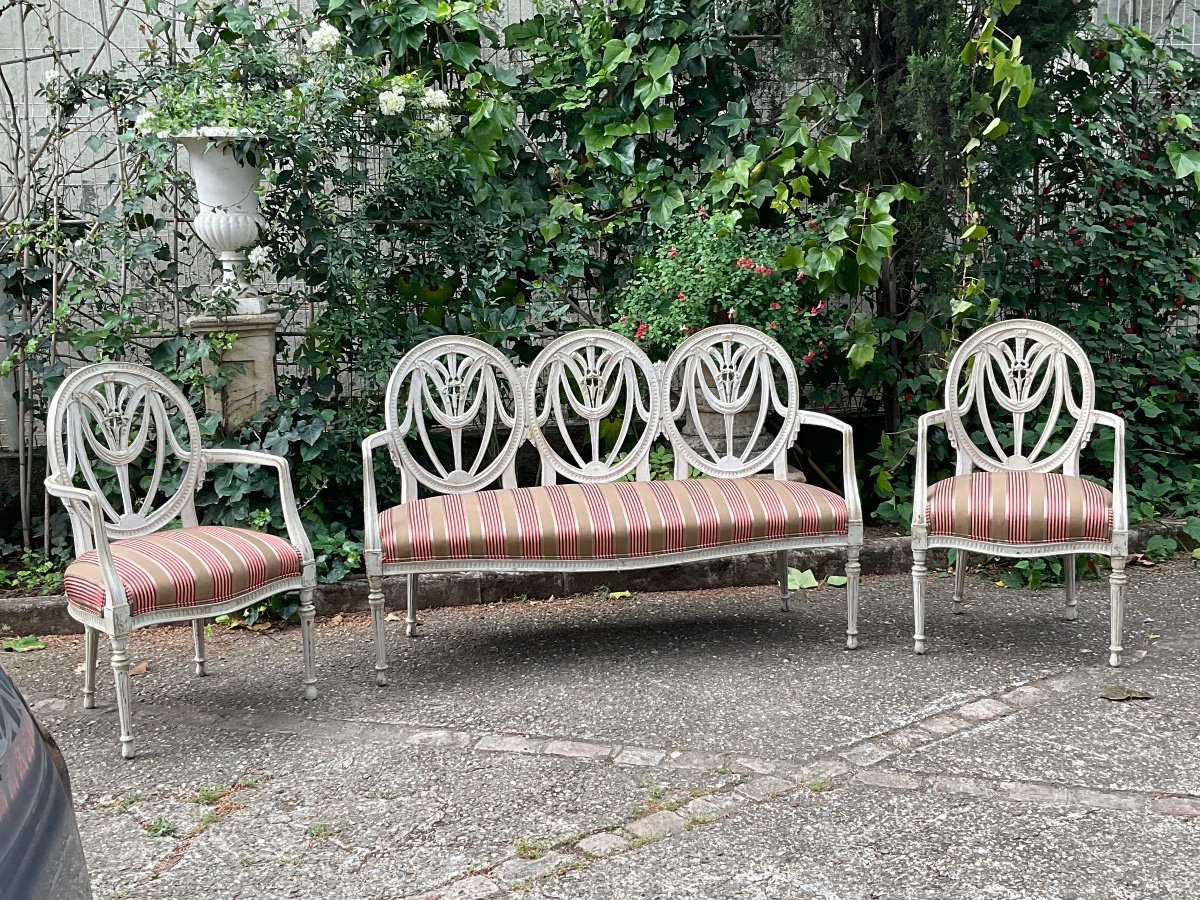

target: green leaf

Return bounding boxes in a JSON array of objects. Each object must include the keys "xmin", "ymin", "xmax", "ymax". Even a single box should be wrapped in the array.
[
  {"xmin": 2, "ymin": 635, "xmax": 47, "ymax": 652},
  {"xmin": 826, "ymin": 575, "xmax": 848, "ymax": 587},
  {"xmin": 787, "ymin": 567, "xmax": 820, "ymax": 590},
  {"xmin": 1166, "ymin": 141, "xmax": 1200, "ymax": 186},
  {"xmin": 1183, "ymin": 517, "xmax": 1200, "ymax": 544}
]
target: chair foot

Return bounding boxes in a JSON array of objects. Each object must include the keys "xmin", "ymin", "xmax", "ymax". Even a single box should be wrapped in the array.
[
  {"xmin": 952, "ymin": 600, "xmax": 965, "ymax": 615},
  {"xmin": 846, "ymin": 634, "xmax": 859, "ymax": 650},
  {"xmin": 1109, "ymin": 651, "xmax": 1122, "ymax": 668},
  {"xmin": 914, "ymin": 639, "xmax": 926, "ymax": 655},
  {"xmin": 781, "ymin": 597, "xmax": 790, "ymax": 613},
  {"xmin": 405, "ymin": 622, "xmax": 417, "ymax": 638},
  {"xmin": 375, "ymin": 669, "xmax": 388, "ymax": 687},
  {"xmin": 304, "ymin": 683, "xmax": 318, "ymax": 701},
  {"xmin": 1064, "ymin": 605, "xmax": 1078, "ymax": 622},
  {"xmin": 120, "ymin": 739, "xmax": 136, "ymax": 760},
  {"xmin": 194, "ymin": 662, "xmax": 206, "ymax": 677}
]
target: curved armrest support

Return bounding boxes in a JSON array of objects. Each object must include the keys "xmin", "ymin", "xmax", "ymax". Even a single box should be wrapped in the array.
[
  {"xmin": 911, "ymin": 410, "xmax": 949, "ymax": 528},
  {"xmin": 361, "ymin": 430, "xmax": 394, "ymax": 554},
  {"xmin": 44, "ymin": 477, "xmax": 128, "ymax": 610},
  {"xmin": 200, "ymin": 449, "xmax": 314, "ymax": 567},
  {"xmin": 1089, "ymin": 410, "xmax": 1128, "ymax": 534},
  {"xmin": 796, "ymin": 410, "xmax": 863, "ymax": 525}
]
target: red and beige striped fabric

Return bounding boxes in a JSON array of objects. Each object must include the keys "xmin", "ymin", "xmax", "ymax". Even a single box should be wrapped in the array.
[
  {"xmin": 65, "ymin": 526, "xmax": 303, "ymax": 617},
  {"xmin": 380, "ymin": 477, "xmax": 848, "ymax": 564},
  {"xmin": 925, "ymin": 471, "xmax": 1112, "ymax": 545}
]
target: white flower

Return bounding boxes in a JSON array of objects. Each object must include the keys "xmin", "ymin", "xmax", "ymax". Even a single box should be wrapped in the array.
[
  {"xmin": 43, "ymin": 69, "xmax": 60, "ymax": 84},
  {"xmin": 378, "ymin": 88, "xmax": 407, "ymax": 116},
  {"xmin": 247, "ymin": 246, "xmax": 271, "ymax": 269},
  {"xmin": 425, "ymin": 112, "xmax": 453, "ymax": 138},
  {"xmin": 306, "ymin": 22, "xmax": 341, "ymax": 54},
  {"xmin": 134, "ymin": 107, "xmax": 155, "ymax": 133},
  {"xmin": 422, "ymin": 87, "xmax": 450, "ymax": 109}
]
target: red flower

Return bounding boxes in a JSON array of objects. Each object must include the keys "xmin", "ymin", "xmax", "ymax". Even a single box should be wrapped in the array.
[
  {"xmin": 677, "ymin": 292, "xmax": 686, "ymax": 300},
  {"xmin": 1139, "ymin": 151, "xmax": 1149, "ymax": 160},
  {"xmin": 795, "ymin": 272, "xmax": 806, "ymax": 281},
  {"xmin": 1124, "ymin": 217, "xmax": 1134, "ymax": 228},
  {"xmin": 618, "ymin": 315, "xmax": 628, "ymax": 323},
  {"xmin": 668, "ymin": 247, "xmax": 678, "ymax": 258},
  {"xmin": 903, "ymin": 391, "xmax": 913, "ymax": 402},
  {"xmin": 635, "ymin": 323, "xmax": 648, "ymax": 341},
  {"xmin": 1150, "ymin": 376, "xmax": 1158, "ymax": 385},
  {"xmin": 1177, "ymin": 393, "xmax": 1186, "ymax": 402},
  {"xmin": 1068, "ymin": 226, "xmax": 1077, "ymax": 235},
  {"xmin": 1175, "ymin": 296, "xmax": 1186, "ymax": 308},
  {"xmin": 697, "ymin": 206, "xmax": 709, "ymax": 218},
  {"xmin": 768, "ymin": 321, "xmax": 776, "ymax": 330},
  {"xmin": 1032, "ymin": 258, "xmax": 1043, "ymax": 270},
  {"xmin": 1114, "ymin": 181, "xmax": 1123, "ymax": 191},
  {"xmin": 807, "ymin": 218, "xmax": 818, "ymax": 232},
  {"xmin": 770, "ymin": 302, "xmax": 781, "ymax": 310}
]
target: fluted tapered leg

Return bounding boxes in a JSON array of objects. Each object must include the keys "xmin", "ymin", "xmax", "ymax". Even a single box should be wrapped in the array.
[
  {"xmin": 192, "ymin": 620, "xmax": 207, "ymax": 677},
  {"xmin": 777, "ymin": 551, "xmax": 790, "ymax": 612},
  {"xmin": 1109, "ymin": 554, "xmax": 1126, "ymax": 667},
  {"xmin": 406, "ymin": 574, "xmax": 419, "ymax": 638},
  {"xmin": 952, "ymin": 551, "xmax": 969, "ymax": 615},
  {"xmin": 83, "ymin": 626, "xmax": 98, "ymax": 709},
  {"xmin": 1064, "ymin": 555, "xmax": 1078, "ymax": 621},
  {"xmin": 367, "ymin": 571, "xmax": 388, "ymax": 687},
  {"xmin": 846, "ymin": 546, "xmax": 861, "ymax": 650},
  {"xmin": 110, "ymin": 634, "xmax": 135, "ymax": 759},
  {"xmin": 913, "ymin": 548, "xmax": 928, "ymax": 655},
  {"xmin": 299, "ymin": 586, "xmax": 317, "ymax": 700}
]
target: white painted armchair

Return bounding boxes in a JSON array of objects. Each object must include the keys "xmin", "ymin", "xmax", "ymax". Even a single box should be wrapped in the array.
[
  {"xmin": 910, "ymin": 319, "xmax": 1129, "ymax": 666},
  {"xmin": 45, "ymin": 363, "xmax": 317, "ymax": 758}
]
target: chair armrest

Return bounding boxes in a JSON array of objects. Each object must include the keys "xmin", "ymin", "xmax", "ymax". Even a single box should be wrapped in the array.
[
  {"xmin": 796, "ymin": 410, "xmax": 863, "ymax": 525},
  {"xmin": 199, "ymin": 449, "xmax": 314, "ymax": 564},
  {"xmin": 1089, "ymin": 410, "xmax": 1128, "ymax": 533},
  {"xmin": 911, "ymin": 410, "xmax": 949, "ymax": 528},
  {"xmin": 43, "ymin": 477, "xmax": 127, "ymax": 609},
  {"xmin": 361, "ymin": 430, "xmax": 394, "ymax": 554}
]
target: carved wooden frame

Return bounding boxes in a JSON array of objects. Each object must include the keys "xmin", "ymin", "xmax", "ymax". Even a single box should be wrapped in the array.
[
  {"xmin": 909, "ymin": 319, "xmax": 1130, "ymax": 666},
  {"xmin": 363, "ymin": 325, "xmax": 864, "ymax": 686},
  {"xmin": 44, "ymin": 362, "xmax": 317, "ymax": 758}
]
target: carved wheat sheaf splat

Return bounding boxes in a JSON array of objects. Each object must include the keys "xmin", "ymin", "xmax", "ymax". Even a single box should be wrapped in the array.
[
  {"xmin": 386, "ymin": 337, "xmax": 526, "ymax": 494},
  {"xmin": 48, "ymin": 366, "xmax": 202, "ymax": 538},
  {"xmin": 527, "ymin": 332, "xmax": 660, "ymax": 483},
  {"xmin": 663, "ymin": 326, "xmax": 799, "ymax": 478},
  {"xmin": 947, "ymin": 321, "xmax": 1095, "ymax": 473}
]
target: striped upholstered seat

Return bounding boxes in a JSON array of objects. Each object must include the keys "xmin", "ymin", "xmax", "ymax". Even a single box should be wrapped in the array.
[
  {"xmin": 65, "ymin": 526, "xmax": 304, "ymax": 617},
  {"xmin": 380, "ymin": 478, "xmax": 848, "ymax": 564},
  {"xmin": 926, "ymin": 471, "xmax": 1113, "ymax": 546}
]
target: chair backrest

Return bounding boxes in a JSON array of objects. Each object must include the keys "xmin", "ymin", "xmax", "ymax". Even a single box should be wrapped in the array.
[
  {"xmin": 660, "ymin": 325, "xmax": 800, "ymax": 479},
  {"xmin": 47, "ymin": 362, "xmax": 203, "ymax": 550},
  {"xmin": 525, "ymin": 330, "xmax": 661, "ymax": 484},
  {"xmin": 383, "ymin": 334, "xmax": 527, "ymax": 498},
  {"xmin": 944, "ymin": 319, "xmax": 1096, "ymax": 474}
]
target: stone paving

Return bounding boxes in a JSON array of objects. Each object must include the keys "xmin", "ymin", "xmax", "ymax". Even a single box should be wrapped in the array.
[{"xmin": 5, "ymin": 561, "xmax": 1200, "ymax": 898}]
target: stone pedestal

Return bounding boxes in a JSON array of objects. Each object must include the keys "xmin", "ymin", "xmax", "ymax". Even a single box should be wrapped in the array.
[{"xmin": 186, "ymin": 312, "xmax": 279, "ymax": 431}]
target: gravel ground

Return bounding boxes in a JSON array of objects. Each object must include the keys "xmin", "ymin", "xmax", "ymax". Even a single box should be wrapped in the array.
[{"xmin": 5, "ymin": 559, "xmax": 1198, "ymax": 899}]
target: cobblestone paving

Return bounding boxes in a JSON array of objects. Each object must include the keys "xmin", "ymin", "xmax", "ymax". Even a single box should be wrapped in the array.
[{"xmin": 5, "ymin": 562, "xmax": 1200, "ymax": 898}]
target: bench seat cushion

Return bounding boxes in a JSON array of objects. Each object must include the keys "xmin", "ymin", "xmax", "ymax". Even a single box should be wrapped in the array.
[
  {"xmin": 926, "ymin": 471, "xmax": 1113, "ymax": 545},
  {"xmin": 65, "ymin": 526, "xmax": 304, "ymax": 617},
  {"xmin": 380, "ymin": 478, "xmax": 848, "ymax": 564}
]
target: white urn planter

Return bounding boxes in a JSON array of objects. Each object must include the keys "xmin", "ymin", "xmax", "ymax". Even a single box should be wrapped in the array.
[
  {"xmin": 175, "ymin": 128, "xmax": 277, "ymax": 431},
  {"xmin": 173, "ymin": 127, "xmax": 266, "ymax": 316}
]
